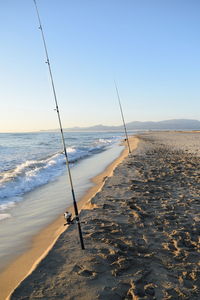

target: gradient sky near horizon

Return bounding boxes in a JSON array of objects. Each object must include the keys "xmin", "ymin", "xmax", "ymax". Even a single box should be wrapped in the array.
[{"xmin": 0, "ymin": 0, "xmax": 200, "ymax": 132}]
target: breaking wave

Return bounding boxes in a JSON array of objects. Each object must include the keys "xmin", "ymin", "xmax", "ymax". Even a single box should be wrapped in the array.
[{"xmin": 0, "ymin": 137, "xmax": 118, "ymax": 201}]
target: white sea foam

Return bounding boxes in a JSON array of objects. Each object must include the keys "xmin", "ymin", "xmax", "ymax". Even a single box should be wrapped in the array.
[
  {"xmin": 66, "ymin": 147, "xmax": 76, "ymax": 153},
  {"xmin": 0, "ymin": 153, "xmax": 65, "ymax": 199},
  {"xmin": 0, "ymin": 197, "xmax": 22, "ymax": 221},
  {"xmin": 98, "ymin": 138, "xmax": 112, "ymax": 144},
  {"xmin": 0, "ymin": 201, "xmax": 16, "ymax": 211},
  {"xmin": 0, "ymin": 213, "xmax": 11, "ymax": 221}
]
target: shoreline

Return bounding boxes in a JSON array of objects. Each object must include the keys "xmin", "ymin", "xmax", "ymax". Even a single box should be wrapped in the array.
[
  {"xmin": 0, "ymin": 137, "xmax": 139, "ymax": 300},
  {"xmin": 77, "ymin": 137, "xmax": 138, "ymax": 211},
  {"xmin": 10, "ymin": 131, "xmax": 200, "ymax": 300}
]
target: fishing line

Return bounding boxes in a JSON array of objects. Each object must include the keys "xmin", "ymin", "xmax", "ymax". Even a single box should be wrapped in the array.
[
  {"xmin": 114, "ymin": 81, "xmax": 131, "ymax": 154},
  {"xmin": 33, "ymin": 0, "xmax": 85, "ymax": 250}
]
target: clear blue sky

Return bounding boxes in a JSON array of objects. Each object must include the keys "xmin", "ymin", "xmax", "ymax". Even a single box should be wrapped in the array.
[{"xmin": 0, "ymin": 0, "xmax": 200, "ymax": 132}]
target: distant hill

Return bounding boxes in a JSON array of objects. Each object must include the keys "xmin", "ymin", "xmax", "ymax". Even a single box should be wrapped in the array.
[{"xmin": 61, "ymin": 119, "xmax": 200, "ymax": 132}]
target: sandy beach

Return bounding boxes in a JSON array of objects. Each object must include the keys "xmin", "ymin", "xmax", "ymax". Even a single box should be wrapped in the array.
[
  {"xmin": 0, "ymin": 136, "xmax": 138, "ymax": 300},
  {"xmin": 3, "ymin": 132, "xmax": 200, "ymax": 299}
]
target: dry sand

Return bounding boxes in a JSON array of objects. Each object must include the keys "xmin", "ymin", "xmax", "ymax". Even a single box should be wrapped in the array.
[
  {"xmin": 0, "ymin": 137, "xmax": 138, "ymax": 300},
  {"xmin": 6, "ymin": 132, "xmax": 200, "ymax": 299}
]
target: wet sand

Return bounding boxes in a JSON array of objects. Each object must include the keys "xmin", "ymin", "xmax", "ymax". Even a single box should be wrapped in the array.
[
  {"xmin": 8, "ymin": 132, "xmax": 200, "ymax": 299},
  {"xmin": 0, "ymin": 137, "xmax": 138, "ymax": 300}
]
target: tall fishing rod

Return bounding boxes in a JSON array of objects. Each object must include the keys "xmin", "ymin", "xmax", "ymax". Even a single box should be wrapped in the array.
[
  {"xmin": 114, "ymin": 82, "xmax": 131, "ymax": 154},
  {"xmin": 33, "ymin": 0, "xmax": 85, "ymax": 250}
]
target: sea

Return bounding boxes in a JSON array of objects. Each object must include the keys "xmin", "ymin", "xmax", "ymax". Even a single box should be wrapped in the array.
[{"xmin": 0, "ymin": 131, "xmax": 125, "ymax": 222}]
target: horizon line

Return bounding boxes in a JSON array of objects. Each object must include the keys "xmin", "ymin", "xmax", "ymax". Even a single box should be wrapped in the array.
[{"xmin": 0, "ymin": 118, "xmax": 200, "ymax": 134}]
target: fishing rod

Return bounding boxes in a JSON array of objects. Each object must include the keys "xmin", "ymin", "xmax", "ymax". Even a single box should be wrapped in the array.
[
  {"xmin": 33, "ymin": 0, "xmax": 85, "ymax": 250},
  {"xmin": 114, "ymin": 81, "xmax": 131, "ymax": 154}
]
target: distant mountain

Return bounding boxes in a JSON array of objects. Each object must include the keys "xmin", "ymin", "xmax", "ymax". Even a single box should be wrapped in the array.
[
  {"xmin": 62, "ymin": 119, "xmax": 200, "ymax": 132},
  {"xmin": 63, "ymin": 124, "xmax": 115, "ymax": 132},
  {"xmin": 125, "ymin": 119, "xmax": 200, "ymax": 130}
]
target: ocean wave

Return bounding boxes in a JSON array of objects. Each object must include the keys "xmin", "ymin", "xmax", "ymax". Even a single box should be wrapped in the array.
[
  {"xmin": 0, "ymin": 153, "xmax": 65, "ymax": 199},
  {"xmin": 0, "ymin": 139, "xmax": 116, "ymax": 200},
  {"xmin": 97, "ymin": 138, "xmax": 113, "ymax": 144}
]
